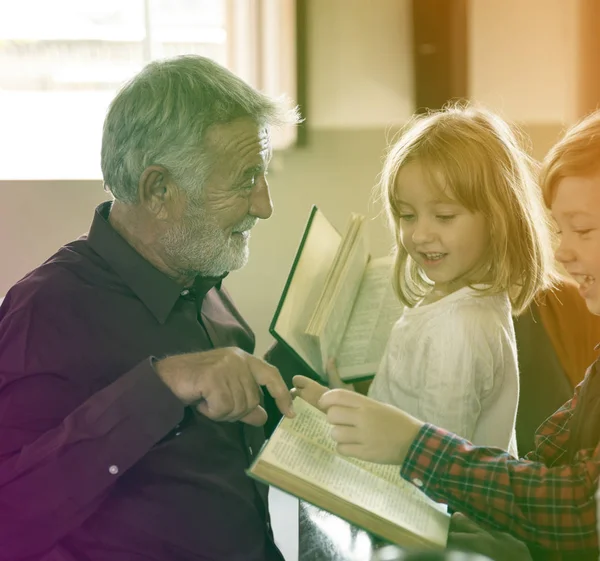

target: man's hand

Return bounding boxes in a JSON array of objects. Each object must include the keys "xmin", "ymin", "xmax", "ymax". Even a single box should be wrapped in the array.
[
  {"xmin": 155, "ymin": 348, "xmax": 294, "ymax": 426},
  {"xmin": 448, "ymin": 513, "xmax": 533, "ymax": 561},
  {"xmin": 293, "ymin": 375, "xmax": 423, "ymax": 465}
]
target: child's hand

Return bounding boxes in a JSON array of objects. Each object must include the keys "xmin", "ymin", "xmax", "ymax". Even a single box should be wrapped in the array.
[
  {"xmin": 326, "ymin": 358, "xmax": 355, "ymax": 391},
  {"xmin": 318, "ymin": 390, "xmax": 424, "ymax": 465},
  {"xmin": 292, "ymin": 375, "xmax": 328, "ymax": 408}
]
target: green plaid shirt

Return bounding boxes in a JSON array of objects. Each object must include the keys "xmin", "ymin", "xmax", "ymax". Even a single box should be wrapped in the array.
[{"xmin": 402, "ymin": 378, "xmax": 600, "ymax": 553}]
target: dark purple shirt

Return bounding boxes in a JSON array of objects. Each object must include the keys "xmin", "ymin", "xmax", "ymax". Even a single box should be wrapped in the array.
[{"xmin": 0, "ymin": 202, "xmax": 285, "ymax": 561}]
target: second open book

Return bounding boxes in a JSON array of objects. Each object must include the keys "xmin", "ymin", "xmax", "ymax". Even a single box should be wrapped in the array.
[
  {"xmin": 269, "ymin": 206, "xmax": 404, "ymax": 383},
  {"xmin": 248, "ymin": 397, "xmax": 450, "ymax": 549}
]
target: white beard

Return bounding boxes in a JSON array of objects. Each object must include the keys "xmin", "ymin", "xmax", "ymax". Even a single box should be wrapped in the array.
[{"xmin": 161, "ymin": 202, "xmax": 257, "ymax": 278}]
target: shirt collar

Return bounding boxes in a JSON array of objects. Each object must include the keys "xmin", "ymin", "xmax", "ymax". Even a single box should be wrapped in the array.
[{"xmin": 87, "ymin": 201, "xmax": 225, "ymax": 324}]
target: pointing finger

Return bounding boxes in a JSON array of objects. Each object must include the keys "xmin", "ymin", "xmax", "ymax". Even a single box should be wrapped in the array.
[{"xmin": 248, "ymin": 356, "xmax": 295, "ymax": 418}]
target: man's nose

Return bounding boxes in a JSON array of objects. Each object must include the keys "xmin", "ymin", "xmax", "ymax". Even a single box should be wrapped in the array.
[{"xmin": 249, "ymin": 178, "xmax": 273, "ymax": 220}]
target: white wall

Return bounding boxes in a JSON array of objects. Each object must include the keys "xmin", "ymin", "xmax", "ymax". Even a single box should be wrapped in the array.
[
  {"xmin": 308, "ymin": 0, "xmax": 579, "ymax": 129},
  {"xmin": 0, "ymin": 181, "xmax": 110, "ymax": 287},
  {"xmin": 308, "ymin": 0, "xmax": 414, "ymax": 128},
  {"xmin": 469, "ymin": 0, "xmax": 578, "ymax": 124},
  {"xmin": 0, "ymin": 0, "xmax": 582, "ymax": 355}
]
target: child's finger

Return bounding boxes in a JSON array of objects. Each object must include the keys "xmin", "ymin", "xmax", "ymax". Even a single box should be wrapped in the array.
[
  {"xmin": 292, "ymin": 375, "xmax": 328, "ymax": 409},
  {"xmin": 336, "ymin": 442, "xmax": 368, "ymax": 460},
  {"xmin": 292, "ymin": 374, "xmax": 312, "ymax": 388},
  {"xmin": 326, "ymin": 404, "xmax": 359, "ymax": 427},
  {"xmin": 319, "ymin": 388, "xmax": 362, "ymax": 410}
]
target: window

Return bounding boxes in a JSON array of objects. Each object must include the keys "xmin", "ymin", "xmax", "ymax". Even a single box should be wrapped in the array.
[{"xmin": 0, "ymin": 0, "xmax": 297, "ymax": 180}]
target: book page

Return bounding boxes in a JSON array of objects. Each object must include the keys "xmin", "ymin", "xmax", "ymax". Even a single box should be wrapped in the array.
[
  {"xmin": 317, "ymin": 230, "xmax": 370, "ymax": 372},
  {"xmin": 282, "ymin": 397, "xmax": 442, "ymax": 502},
  {"xmin": 322, "ymin": 217, "xmax": 363, "ymax": 304},
  {"xmin": 336, "ymin": 256, "xmax": 404, "ymax": 379},
  {"xmin": 270, "ymin": 208, "xmax": 341, "ymax": 377},
  {"xmin": 258, "ymin": 399, "xmax": 449, "ymax": 543},
  {"xmin": 305, "ymin": 214, "xmax": 365, "ymax": 337}
]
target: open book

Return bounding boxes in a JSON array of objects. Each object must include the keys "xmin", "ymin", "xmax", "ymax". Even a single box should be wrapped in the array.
[
  {"xmin": 248, "ymin": 397, "xmax": 450, "ymax": 549},
  {"xmin": 269, "ymin": 206, "xmax": 404, "ymax": 382}
]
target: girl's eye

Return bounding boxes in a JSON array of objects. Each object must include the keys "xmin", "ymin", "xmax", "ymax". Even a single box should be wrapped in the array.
[
  {"xmin": 437, "ymin": 215, "xmax": 456, "ymax": 222},
  {"xmin": 398, "ymin": 214, "xmax": 415, "ymax": 221}
]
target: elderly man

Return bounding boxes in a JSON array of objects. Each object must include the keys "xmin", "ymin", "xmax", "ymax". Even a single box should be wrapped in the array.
[{"xmin": 0, "ymin": 56, "xmax": 299, "ymax": 561}]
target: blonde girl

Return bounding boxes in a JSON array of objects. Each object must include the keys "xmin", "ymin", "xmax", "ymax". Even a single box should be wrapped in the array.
[{"xmin": 332, "ymin": 104, "xmax": 555, "ymax": 457}]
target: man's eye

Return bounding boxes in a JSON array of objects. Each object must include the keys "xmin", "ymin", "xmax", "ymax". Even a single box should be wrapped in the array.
[
  {"xmin": 575, "ymin": 229, "xmax": 593, "ymax": 236},
  {"xmin": 241, "ymin": 177, "xmax": 257, "ymax": 190}
]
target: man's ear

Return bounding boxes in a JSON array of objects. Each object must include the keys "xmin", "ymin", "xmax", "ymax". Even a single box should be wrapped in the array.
[{"xmin": 138, "ymin": 165, "xmax": 177, "ymax": 219}]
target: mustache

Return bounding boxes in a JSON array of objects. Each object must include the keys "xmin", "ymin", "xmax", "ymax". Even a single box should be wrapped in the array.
[{"xmin": 233, "ymin": 217, "xmax": 258, "ymax": 233}]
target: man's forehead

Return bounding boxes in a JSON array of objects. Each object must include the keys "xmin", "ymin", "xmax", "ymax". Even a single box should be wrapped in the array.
[{"xmin": 205, "ymin": 118, "xmax": 270, "ymax": 149}]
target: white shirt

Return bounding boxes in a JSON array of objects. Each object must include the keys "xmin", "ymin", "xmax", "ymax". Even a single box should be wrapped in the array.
[{"xmin": 368, "ymin": 286, "xmax": 519, "ymax": 457}]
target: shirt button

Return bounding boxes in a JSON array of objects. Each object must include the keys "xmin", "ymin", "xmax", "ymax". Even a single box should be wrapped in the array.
[
  {"xmin": 412, "ymin": 478, "xmax": 423, "ymax": 488},
  {"xmin": 109, "ymin": 465, "xmax": 119, "ymax": 475},
  {"xmin": 248, "ymin": 446, "xmax": 253, "ymax": 455},
  {"xmin": 181, "ymin": 289, "xmax": 190, "ymax": 296}
]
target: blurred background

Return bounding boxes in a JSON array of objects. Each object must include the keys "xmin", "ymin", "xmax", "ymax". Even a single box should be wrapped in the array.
[{"xmin": 0, "ymin": 0, "xmax": 598, "ymax": 355}]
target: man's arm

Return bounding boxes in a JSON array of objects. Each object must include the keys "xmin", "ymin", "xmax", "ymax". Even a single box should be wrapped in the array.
[
  {"xmin": 0, "ymin": 358, "xmax": 184, "ymax": 561},
  {"xmin": 0, "ymin": 307, "xmax": 292, "ymax": 561}
]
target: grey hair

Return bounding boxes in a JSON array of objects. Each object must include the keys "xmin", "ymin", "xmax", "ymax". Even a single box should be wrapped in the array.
[{"xmin": 101, "ymin": 55, "xmax": 301, "ymax": 203}]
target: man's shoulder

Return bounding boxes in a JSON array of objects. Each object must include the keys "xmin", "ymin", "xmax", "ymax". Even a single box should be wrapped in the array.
[{"xmin": 3, "ymin": 238, "xmax": 111, "ymax": 314}]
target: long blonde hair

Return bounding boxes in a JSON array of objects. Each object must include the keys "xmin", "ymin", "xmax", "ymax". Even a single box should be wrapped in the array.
[{"xmin": 380, "ymin": 104, "xmax": 556, "ymax": 315}]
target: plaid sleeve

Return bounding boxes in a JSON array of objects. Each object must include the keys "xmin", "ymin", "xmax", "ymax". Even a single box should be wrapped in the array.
[
  {"xmin": 400, "ymin": 382, "xmax": 599, "ymax": 551},
  {"xmin": 524, "ymin": 380, "xmax": 581, "ymax": 465}
]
